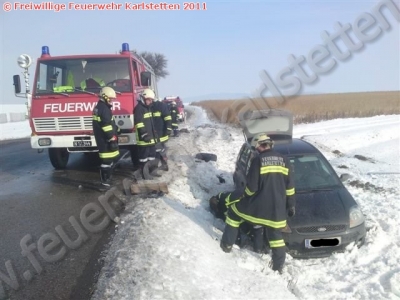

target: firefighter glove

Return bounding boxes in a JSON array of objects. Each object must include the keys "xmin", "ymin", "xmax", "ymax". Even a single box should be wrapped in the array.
[
  {"xmin": 109, "ymin": 135, "xmax": 117, "ymax": 142},
  {"xmin": 155, "ymin": 142, "xmax": 163, "ymax": 152},
  {"xmin": 142, "ymin": 134, "xmax": 151, "ymax": 143},
  {"xmin": 288, "ymin": 207, "xmax": 295, "ymax": 217},
  {"xmin": 108, "ymin": 140, "xmax": 119, "ymax": 151}
]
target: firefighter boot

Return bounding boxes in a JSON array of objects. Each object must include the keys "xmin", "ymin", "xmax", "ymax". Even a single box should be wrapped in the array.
[
  {"xmin": 100, "ymin": 165, "xmax": 112, "ymax": 187},
  {"xmin": 160, "ymin": 155, "xmax": 169, "ymax": 171},
  {"xmin": 134, "ymin": 162, "xmax": 146, "ymax": 180},
  {"xmin": 269, "ymin": 247, "xmax": 286, "ymax": 274},
  {"xmin": 220, "ymin": 241, "xmax": 233, "ymax": 253}
]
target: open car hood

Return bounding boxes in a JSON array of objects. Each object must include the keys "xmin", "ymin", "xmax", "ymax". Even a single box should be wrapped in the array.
[{"xmin": 237, "ymin": 109, "xmax": 293, "ymax": 144}]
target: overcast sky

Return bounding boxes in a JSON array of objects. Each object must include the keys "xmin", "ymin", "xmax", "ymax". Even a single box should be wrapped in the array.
[{"xmin": 1, "ymin": 0, "xmax": 399, "ymax": 104}]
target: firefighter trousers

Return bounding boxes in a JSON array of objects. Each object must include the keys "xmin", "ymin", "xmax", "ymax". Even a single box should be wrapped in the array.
[{"xmin": 221, "ymin": 207, "xmax": 286, "ymax": 271}]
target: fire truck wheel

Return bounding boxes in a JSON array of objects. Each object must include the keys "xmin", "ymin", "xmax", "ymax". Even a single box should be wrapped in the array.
[
  {"xmin": 195, "ymin": 153, "xmax": 217, "ymax": 162},
  {"xmin": 49, "ymin": 148, "xmax": 69, "ymax": 169}
]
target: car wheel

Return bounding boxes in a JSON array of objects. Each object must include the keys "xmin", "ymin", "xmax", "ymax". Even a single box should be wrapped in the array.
[{"xmin": 195, "ymin": 153, "xmax": 217, "ymax": 162}]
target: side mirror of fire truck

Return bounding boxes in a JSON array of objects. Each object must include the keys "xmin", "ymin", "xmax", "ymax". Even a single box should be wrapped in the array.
[
  {"xmin": 14, "ymin": 53, "xmax": 32, "ymax": 99},
  {"xmin": 13, "ymin": 75, "xmax": 22, "ymax": 94},
  {"xmin": 140, "ymin": 71, "xmax": 152, "ymax": 86}
]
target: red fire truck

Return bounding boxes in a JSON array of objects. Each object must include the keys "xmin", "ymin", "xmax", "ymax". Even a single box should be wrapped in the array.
[
  {"xmin": 162, "ymin": 96, "xmax": 186, "ymax": 122},
  {"xmin": 13, "ymin": 43, "xmax": 158, "ymax": 169}
]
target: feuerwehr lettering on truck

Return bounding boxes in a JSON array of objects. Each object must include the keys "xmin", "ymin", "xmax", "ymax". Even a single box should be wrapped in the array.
[{"xmin": 43, "ymin": 102, "xmax": 121, "ymax": 113}]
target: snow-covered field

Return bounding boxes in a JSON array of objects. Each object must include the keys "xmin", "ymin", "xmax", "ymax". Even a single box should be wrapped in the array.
[
  {"xmin": 1, "ymin": 105, "xmax": 399, "ymax": 299},
  {"xmin": 0, "ymin": 104, "xmax": 30, "ymax": 140}
]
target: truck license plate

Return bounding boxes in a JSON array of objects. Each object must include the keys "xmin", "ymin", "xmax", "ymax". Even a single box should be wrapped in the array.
[
  {"xmin": 73, "ymin": 141, "xmax": 92, "ymax": 147},
  {"xmin": 305, "ymin": 237, "xmax": 341, "ymax": 249}
]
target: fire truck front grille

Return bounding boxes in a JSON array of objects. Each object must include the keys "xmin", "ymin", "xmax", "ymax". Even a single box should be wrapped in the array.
[{"xmin": 33, "ymin": 117, "xmax": 93, "ymax": 132}]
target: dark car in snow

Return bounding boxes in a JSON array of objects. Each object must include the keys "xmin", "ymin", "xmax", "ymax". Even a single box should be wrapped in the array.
[{"xmin": 233, "ymin": 109, "xmax": 366, "ymax": 258}]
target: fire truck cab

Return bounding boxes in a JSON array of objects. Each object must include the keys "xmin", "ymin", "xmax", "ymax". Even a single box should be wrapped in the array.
[{"xmin": 13, "ymin": 43, "xmax": 157, "ymax": 169}]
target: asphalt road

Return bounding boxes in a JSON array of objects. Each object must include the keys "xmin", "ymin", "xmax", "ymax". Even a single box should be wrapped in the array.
[{"xmin": 0, "ymin": 139, "xmax": 129, "ymax": 300}]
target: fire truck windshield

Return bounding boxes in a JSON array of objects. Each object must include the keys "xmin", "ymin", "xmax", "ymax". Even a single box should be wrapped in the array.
[{"xmin": 34, "ymin": 57, "xmax": 132, "ymax": 95}]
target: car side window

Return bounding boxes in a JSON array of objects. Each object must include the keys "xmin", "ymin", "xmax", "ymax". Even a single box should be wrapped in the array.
[
  {"xmin": 246, "ymin": 151, "xmax": 255, "ymax": 176},
  {"xmin": 236, "ymin": 145, "xmax": 245, "ymax": 163},
  {"xmin": 239, "ymin": 146, "xmax": 251, "ymax": 170}
]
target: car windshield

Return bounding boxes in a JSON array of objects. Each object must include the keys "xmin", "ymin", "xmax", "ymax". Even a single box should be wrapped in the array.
[
  {"xmin": 34, "ymin": 57, "xmax": 132, "ymax": 95},
  {"xmin": 289, "ymin": 154, "xmax": 341, "ymax": 191}
]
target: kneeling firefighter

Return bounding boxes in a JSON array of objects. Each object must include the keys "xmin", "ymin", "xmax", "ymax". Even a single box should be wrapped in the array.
[
  {"xmin": 210, "ymin": 191, "xmax": 267, "ymax": 253},
  {"xmin": 92, "ymin": 87, "xmax": 120, "ymax": 186}
]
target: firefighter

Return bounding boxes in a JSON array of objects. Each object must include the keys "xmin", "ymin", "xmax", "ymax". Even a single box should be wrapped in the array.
[
  {"xmin": 134, "ymin": 89, "xmax": 157, "ymax": 179},
  {"xmin": 92, "ymin": 87, "xmax": 120, "ymax": 187},
  {"xmin": 152, "ymin": 98, "xmax": 172, "ymax": 171},
  {"xmin": 170, "ymin": 101, "xmax": 179, "ymax": 137},
  {"xmin": 210, "ymin": 191, "xmax": 268, "ymax": 252},
  {"xmin": 220, "ymin": 134, "xmax": 296, "ymax": 273}
]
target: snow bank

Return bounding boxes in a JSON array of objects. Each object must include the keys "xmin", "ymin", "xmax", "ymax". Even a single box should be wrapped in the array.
[{"xmin": 92, "ymin": 107, "xmax": 400, "ymax": 300}]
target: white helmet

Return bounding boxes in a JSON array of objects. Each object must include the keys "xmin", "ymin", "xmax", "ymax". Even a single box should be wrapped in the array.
[
  {"xmin": 100, "ymin": 87, "xmax": 116, "ymax": 103},
  {"xmin": 171, "ymin": 101, "xmax": 176, "ymax": 106},
  {"xmin": 251, "ymin": 133, "xmax": 274, "ymax": 148},
  {"xmin": 141, "ymin": 89, "xmax": 155, "ymax": 100}
]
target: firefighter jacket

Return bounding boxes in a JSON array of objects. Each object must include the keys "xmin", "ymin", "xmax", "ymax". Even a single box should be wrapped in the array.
[
  {"xmin": 170, "ymin": 105, "xmax": 178, "ymax": 129},
  {"xmin": 152, "ymin": 101, "xmax": 172, "ymax": 143},
  {"xmin": 212, "ymin": 191, "xmax": 240, "ymax": 220},
  {"xmin": 92, "ymin": 99, "xmax": 120, "ymax": 160},
  {"xmin": 134, "ymin": 100, "xmax": 156, "ymax": 146},
  {"xmin": 230, "ymin": 149, "xmax": 295, "ymax": 229}
]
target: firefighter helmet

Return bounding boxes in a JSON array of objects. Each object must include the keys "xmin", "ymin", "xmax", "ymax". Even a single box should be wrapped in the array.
[
  {"xmin": 251, "ymin": 133, "xmax": 274, "ymax": 148},
  {"xmin": 171, "ymin": 101, "xmax": 176, "ymax": 106},
  {"xmin": 100, "ymin": 87, "xmax": 116, "ymax": 103},
  {"xmin": 141, "ymin": 89, "xmax": 155, "ymax": 100}
]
